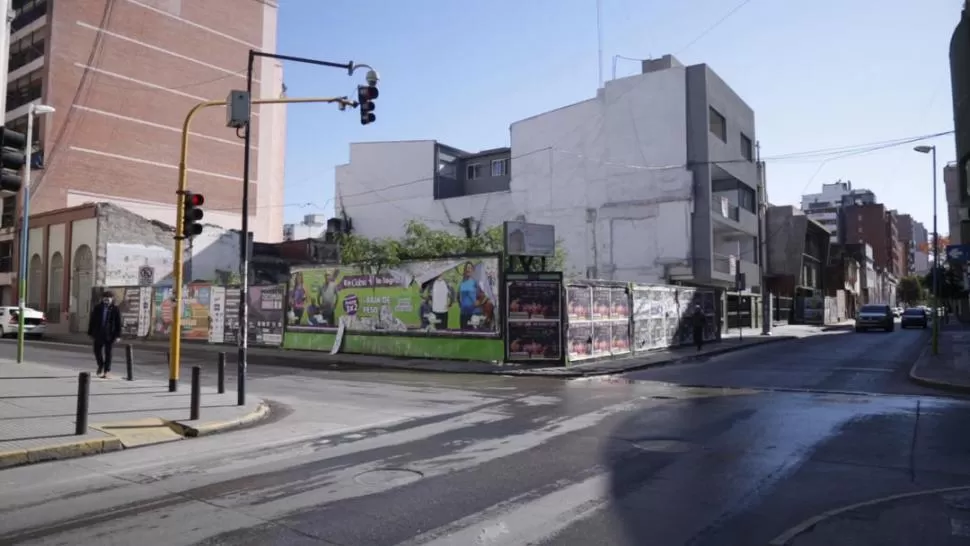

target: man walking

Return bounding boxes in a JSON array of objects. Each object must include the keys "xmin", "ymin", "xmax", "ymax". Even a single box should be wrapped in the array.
[
  {"xmin": 691, "ymin": 305, "xmax": 706, "ymax": 351},
  {"xmin": 88, "ymin": 291, "xmax": 122, "ymax": 378}
]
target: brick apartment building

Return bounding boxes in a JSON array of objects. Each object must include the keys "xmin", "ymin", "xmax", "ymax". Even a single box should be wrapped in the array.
[
  {"xmin": 7, "ymin": 0, "xmax": 286, "ymax": 238},
  {"xmin": 841, "ymin": 203, "xmax": 902, "ymax": 278},
  {"xmin": 895, "ymin": 213, "xmax": 914, "ymax": 275},
  {"xmin": 0, "ymin": 0, "xmax": 286, "ymax": 304}
]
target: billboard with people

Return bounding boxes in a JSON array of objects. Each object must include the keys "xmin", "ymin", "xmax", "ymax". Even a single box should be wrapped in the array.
[{"xmin": 287, "ymin": 256, "xmax": 501, "ymax": 335}]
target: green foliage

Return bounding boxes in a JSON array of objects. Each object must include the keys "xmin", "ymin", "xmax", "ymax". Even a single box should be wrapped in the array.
[
  {"xmin": 897, "ymin": 275, "xmax": 925, "ymax": 305},
  {"xmin": 338, "ymin": 220, "xmax": 568, "ymax": 273},
  {"xmin": 922, "ymin": 265, "xmax": 969, "ymax": 300}
]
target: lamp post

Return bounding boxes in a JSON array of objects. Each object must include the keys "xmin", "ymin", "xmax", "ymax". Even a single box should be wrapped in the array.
[
  {"xmin": 16, "ymin": 103, "xmax": 55, "ymax": 363},
  {"xmin": 914, "ymin": 144, "xmax": 939, "ymax": 355}
]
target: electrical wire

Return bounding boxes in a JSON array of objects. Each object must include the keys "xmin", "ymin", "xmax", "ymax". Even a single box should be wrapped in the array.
[{"xmin": 674, "ymin": 0, "xmax": 755, "ymax": 55}]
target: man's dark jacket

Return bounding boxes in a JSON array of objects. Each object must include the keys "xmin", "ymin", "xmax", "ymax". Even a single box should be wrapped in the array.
[{"xmin": 88, "ymin": 302, "xmax": 123, "ymax": 341}]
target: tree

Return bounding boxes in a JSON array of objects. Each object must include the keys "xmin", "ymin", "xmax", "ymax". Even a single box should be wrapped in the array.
[
  {"xmin": 897, "ymin": 275, "xmax": 925, "ymax": 305},
  {"xmin": 338, "ymin": 220, "xmax": 568, "ymax": 274},
  {"xmin": 922, "ymin": 265, "xmax": 969, "ymax": 300}
]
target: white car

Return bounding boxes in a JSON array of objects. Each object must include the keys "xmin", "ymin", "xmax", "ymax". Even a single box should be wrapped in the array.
[{"xmin": 0, "ymin": 306, "xmax": 48, "ymax": 338}]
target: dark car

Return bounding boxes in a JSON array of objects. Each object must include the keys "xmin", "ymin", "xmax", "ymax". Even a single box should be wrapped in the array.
[
  {"xmin": 900, "ymin": 307, "xmax": 929, "ymax": 329},
  {"xmin": 855, "ymin": 304, "xmax": 894, "ymax": 332}
]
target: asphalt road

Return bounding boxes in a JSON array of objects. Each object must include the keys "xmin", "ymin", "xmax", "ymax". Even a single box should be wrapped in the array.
[{"xmin": 1, "ymin": 326, "xmax": 968, "ymax": 545}]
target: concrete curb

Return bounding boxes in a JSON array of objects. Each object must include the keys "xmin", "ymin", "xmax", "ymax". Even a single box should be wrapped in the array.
[
  {"xmin": 907, "ymin": 345, "xmax": 970, "ymax": 394},
  {"xmin": 0, "ymin": 401, "xmax": 271, "ymax": 470},
  {"xmin": 0, "ymin": 437, "xmax": 123, "ymax": 470},
  {"xmin": 171, "ymin": 401, "xmax": 271, "ymax": 438},
  {"xmin": 768, "ymin": 485, "xmax": 970, "ymax": 545}
]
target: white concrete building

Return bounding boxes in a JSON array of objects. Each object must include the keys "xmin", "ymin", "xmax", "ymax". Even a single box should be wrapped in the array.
[
  {"xmin": 336, "ymin": 54, "xmax": 761, "ymax": 290},
  {"xmin": 283, "ymin": 214, "xmax": 329, "ymax": 241},
  {"xmin": 801, "ymin": 181, "xmax": 877, "ymax": 243}
]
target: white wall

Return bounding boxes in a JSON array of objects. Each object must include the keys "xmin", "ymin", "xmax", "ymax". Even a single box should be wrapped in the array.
[
  {"xmin": 66, "ymin": 190, "xmax": 246, "ymax": 237},
  {"xmin": 255, "ymin": 1, "xmax": 286, "ymax": 243},
  {"xmin": 509, "ymin": 70, "xmax": 693, "ymax": 281},
  {"xmin": 337, "ymin": 70, "xmax": 693, "ymax": 283},
  {"xmin": 103, "ymin": 228, "xmax": 240, "ymax": 286}
]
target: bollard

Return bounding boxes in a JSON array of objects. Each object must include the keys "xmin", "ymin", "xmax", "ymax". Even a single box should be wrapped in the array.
[
  {"xmin": 217, "ymin": 352, "xmax": 226, "ymax": 394},
  {"xmin": 125, "ymin": 344, "xmax": 134, "ymax": 381},
  {"xmin": 76, "ymin": 372, "xmax": 90, "ymax": 435},
  {"xmin": 190, "ymin": 366, "xmax": 201, "ymax": 421}
]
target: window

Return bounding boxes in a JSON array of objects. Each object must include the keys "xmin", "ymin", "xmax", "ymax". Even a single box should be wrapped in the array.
[
  {"xmin": 740, "ymin": 134, "xmax": 753, "ymax": 161},
  {"xmin": 709, "ymin": 107, "xmax": 726, "ymax": 142},
  {"xmin": 466, "ymin": 163, "xmax": 484, "ymax": 180},
  {"xmin": 1, "ymin": 197, "xmax": 14, "ymax": 229},
  {"xmin": 437, "ymin": 151, "xmax": 457, "ymax": 178},
  {"xmin": 738, "ymin": 186, "xmax": 755, "ymax": 213},
  {"xmin": 491, "ymin": 158, "xmax": 508, "ymax": 177}
]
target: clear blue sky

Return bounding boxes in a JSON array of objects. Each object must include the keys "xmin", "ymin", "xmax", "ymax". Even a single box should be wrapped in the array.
[{"xmin": 277, "ymin": 0, "xmax": 962, "ymax": 235}]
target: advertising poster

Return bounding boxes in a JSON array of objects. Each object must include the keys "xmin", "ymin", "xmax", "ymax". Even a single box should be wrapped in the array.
[
  {"xmin": 609, "ymin": 287, "xmax": 630, "ymax": 320},
  {"xmin": 591, "ymin": 288, "xmax": 611, "ymax": 320},
  {"xmin": 592, "ymin": 322, "xmax": 612, "ymax": 357},
  {"xmin": 151, "ymin": 284, "xmax": 212, "ymax": 340},
  {"xmin": 248, "ymin": 284, "xmax": 285, "ymax": 346},
  {"xmin": 567, "ymin": 322, "xmax": 593, "ymax": 360},
  {"xmin": 287, "ymin": 257, "xmax": 501, "ymax": 335},
  {"xmin": 505, "ymin": 274, "xmax": 563, "ymax": 362},
  {"xmin": 208, "ymin": 286, "xmax": 226, "ymax": 344},
  {"xmin": 611, "ymin": 320, "xmax": 630, "ymax": 353},
  {"xmin": 223, "ymin": 289, "xmax": 241, "ymax": 345},
  {"xmin": 566, "ymin": 285, "xmax": 592, "ymax": 322}
]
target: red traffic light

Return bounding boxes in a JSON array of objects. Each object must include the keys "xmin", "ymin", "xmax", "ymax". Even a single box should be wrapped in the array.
[
  {"xmin": 187, "ymin": 193, "xmax": 204, "ymax": 207},
  {"xmin": 358, "ymin": 85, "xmax": 378, "ymax": 101}
]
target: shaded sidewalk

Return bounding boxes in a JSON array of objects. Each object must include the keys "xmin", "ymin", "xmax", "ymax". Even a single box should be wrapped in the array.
[
  {"xmin": 909, "ymin": 322, "xmax": 970, "ymax": 393},
  {"xmin": 0, "ymin": 358, "xmax": 268, "ymax": 469}
]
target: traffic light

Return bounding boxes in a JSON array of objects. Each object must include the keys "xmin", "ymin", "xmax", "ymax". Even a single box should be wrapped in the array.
[
  {"xmin": 0, "ymin": 127, "xmax": 27, "ymax": 193},
  {"xmin": 182, "ymin": 192, "xmax": 204, "ymax": 239},
  {"xmin": 357, "ymin": 84, "xmax": 378, "ymax": 125}
]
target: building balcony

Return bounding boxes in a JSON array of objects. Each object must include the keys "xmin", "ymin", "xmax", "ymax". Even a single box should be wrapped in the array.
[
  {"xmin": 712, "ymin": 252, "xmax": 759, "ymax": 289},
  {"xmin": 711, "ymin": 197, "xmax": 758, "ymax": 236}
]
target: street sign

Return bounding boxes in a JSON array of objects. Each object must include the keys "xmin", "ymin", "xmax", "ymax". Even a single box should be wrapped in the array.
[
  {"xmin": 946, "ymin": 244, "xmax": 970, "ymax": 263},
  {"xmin": 138, "ymin": 266, "xmax": 154, "ymax": 286}
]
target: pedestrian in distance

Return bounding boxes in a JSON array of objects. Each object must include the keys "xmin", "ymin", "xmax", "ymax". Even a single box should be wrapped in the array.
[
  {"xmin": 691, "ymin": 305, "xmax": 706, "ymax": 351},
  {"xmin": 88, "ymin": 291, "xmax": 122, "ymax": 378}
]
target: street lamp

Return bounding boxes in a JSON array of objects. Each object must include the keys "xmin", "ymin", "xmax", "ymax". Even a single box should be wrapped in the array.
[
  {"xmin": 914, "ymin": 144, "xmax": 939, "ymax": 356},
  {"xmin": 16, "ymin": 102, "xmax": 55, "ymax": 363}
]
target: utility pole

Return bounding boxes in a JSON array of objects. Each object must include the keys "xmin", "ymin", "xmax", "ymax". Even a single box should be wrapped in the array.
[{"xmin": 757, "ymin": 141, "xmax": 772, "ymax": 335}]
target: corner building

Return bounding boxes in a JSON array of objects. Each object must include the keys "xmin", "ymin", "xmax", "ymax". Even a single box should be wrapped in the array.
[{"xmin": 7, "ymin": 0, "xmax": 286, "ymax": 243}]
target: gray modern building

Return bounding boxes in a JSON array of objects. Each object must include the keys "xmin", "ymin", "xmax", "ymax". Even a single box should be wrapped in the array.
[{"xmin": 952, "ymin": 0, "xmax": 970, "ymax": 243}]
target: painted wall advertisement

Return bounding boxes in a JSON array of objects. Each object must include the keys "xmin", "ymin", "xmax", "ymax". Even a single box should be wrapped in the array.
[
  {"xmin": 505, "ymin": 273, "xmax": 563, "ymax": 362},
  {"xmin": 565, "ymin": 284, "xmax": 630, "ymax": 361},
  {"xmin": 248, "ymin": 285, "xmax": 284, "ymax": 346},
  {"xmin": 153, "ymin": 284, "xmax": 212, "ymax": 340},
  {"xmin": 287, "ymin": 257, "xmax": 501, "ymax": 335}
]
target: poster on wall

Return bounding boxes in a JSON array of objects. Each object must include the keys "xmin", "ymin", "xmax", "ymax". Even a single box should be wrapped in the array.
[
  {"xmin": 209, "ymin": 286, "xmax": 226, "ymax": 344},
  {"xmin": 567, "ymin": 322, "xmax": 593, "ymax": 360},
  {"xmin": 592, "ymin": 322, "xmax": 612, "ymax": 357},
  {"xmin": 248, "ymin": 284, "xmax": 285, "ymax": 346},
  {"xmin": 287, "ymin": 257, "xmax": 501, "ymax": 335},
  {"xmin": 96, "ymin": 286, "xmax": 153, "ymax": 338},
  {"xmin": 591, "ymin": 288, "xmax": 611, "ymax": 320},
  {"xmin": 608, "ymin": 287, "xmax": 630, "ymax": 355},
  {"xmin": 223, "ymin": 289, "xmax": 241, "ymax": 345},
  {"xmin": 152, "ymin": 284, "xmax": 212, "ymax": 340},
  {"xmin": 566, "ymin": 285, "xmax": 592, "ymax": 322},
  {"xmin": 505, "ymin": 273, "xmax": 563, "ymax": 362}
]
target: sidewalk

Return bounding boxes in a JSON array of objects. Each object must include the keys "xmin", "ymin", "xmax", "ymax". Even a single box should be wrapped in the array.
[
  {"xmin": 775, "ymin": 485, "xmax": 970, "ymax": 545},
  {"xmin": 0, "ymin": 359, "xmax": 269, "ymax": 469},
  {"xmin": 908, "ymin": 321, "xmax": 970, "ymax": 393},
  {"xmin": 37, "ymin": 323, "xmax": 843, "ymax": 378}
]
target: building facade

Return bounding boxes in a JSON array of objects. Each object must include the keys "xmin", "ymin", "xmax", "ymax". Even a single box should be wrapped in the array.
[
  {"xmin": 801, "ymin": 180, "xmax": 876, "ymax": 243},
  {"xmin": 336, "ymin": 54, "xmax": 761, "ymax": 293},
  {"xmin": 4, "ymin": 0, "xmax": 286, "ymax": 243},
  {"xmin": 283, "ymin": 214, "xmax": 329, "ymax": 241},
  {"xmin": 952, "ymin": 1, "xmax": 970, "ymax": 245},
  {"xmin": 841, "ymin": 203, "xmax": 900, "ymax": 276}
]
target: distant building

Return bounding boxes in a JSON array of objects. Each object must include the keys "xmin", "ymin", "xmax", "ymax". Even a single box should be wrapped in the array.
[
  {"xmin": 283, "ymin": 214, "xmax": 329, "ymax": 241},
  {"xmin": 801, "ymin": 181, "xmax": 877, "ymax": 243}
]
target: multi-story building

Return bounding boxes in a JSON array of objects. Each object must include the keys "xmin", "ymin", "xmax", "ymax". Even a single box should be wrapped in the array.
[
  {"xmin": 2, "ymin": 0, "xmax": 287, "ymax": 242},
  {"xmin": 283, "ymin": 214, "xmax": 329, "ymax": 241},
  {"xmin": 951, "ymin": 1, "xmax": 970, "ymax": 246},
  {"xmin": 801, "ymin": 181, "xmax": 876, "ymax": 243},
  {"xmin": 945, "ymin": 163, "xmax": 966, "ymax": 247},
  {"xmin": 841, "ymin": 203, "xmax": 901, "ymax": 279},
  {"xmin": 337, "ymin": 54, "xmax": 761, "ymax": 295}
]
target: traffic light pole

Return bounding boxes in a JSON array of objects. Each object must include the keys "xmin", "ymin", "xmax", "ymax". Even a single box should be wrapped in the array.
[
  {"xmin": 237, "ymin": 49, "xmax": 362, "ymax": 406},
  {"xmin": 169, "ymin": 95, "xmax": 354, "ymax": 392}
]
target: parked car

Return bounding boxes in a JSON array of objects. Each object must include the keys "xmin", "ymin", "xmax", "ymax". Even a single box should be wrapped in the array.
[
  {"xmin": 855, "ymin": 304, "xmax": 894, "ymax": 332},
  {"xmin": 0, "ymin": 306, "xmax": 47, "ymax": 338},
  {"xmin": 900, "ymin": 307, "xmax": 929, "ymax": 329}
]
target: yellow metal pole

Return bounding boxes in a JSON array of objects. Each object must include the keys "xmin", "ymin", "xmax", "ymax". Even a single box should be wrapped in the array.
[{"xmin": 169, "ymin": 95, "xmax": 353, "ymax": 390}]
